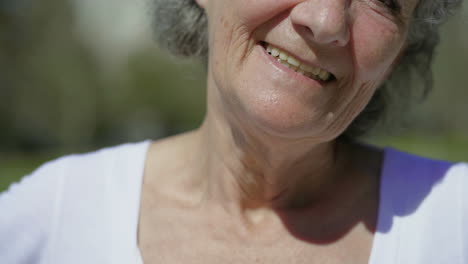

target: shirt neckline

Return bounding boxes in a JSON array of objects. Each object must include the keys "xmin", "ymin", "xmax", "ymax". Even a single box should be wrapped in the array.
[{"xmin": 133, "ymin": 144, "xmax": 396, "ymax": 264}]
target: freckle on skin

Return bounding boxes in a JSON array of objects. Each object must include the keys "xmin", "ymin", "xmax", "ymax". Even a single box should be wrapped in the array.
[{"xmin": 219, "ymin": 17, "xmax": 228, "ymax": 28}]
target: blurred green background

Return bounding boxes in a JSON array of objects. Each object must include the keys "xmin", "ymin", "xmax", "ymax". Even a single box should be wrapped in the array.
[{"xmin": 0, "ymin": 0, "xmax": 467, "ymax": 192}]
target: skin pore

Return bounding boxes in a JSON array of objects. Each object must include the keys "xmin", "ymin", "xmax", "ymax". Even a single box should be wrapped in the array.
[{"xmin": 139, "ymin": 0, "xmax": 418, "ymax": 263}]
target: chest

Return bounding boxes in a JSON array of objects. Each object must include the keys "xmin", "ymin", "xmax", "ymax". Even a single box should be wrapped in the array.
[
  {"xmin": 139, "ymin": 243, "xmax": 358, "ymax": 264},
  {"xmin": 139, "ymin": 234, "xmax": 371, "ymax": 264},
  {"xmin": 138, "ymin": 208, "xmax": 374, "ymax": 264}
]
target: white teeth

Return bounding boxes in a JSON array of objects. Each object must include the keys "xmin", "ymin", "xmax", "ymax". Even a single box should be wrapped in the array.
[
  {"xmin": 287, "ymin": 56, "xmax": 300, "ymax": 67},
  {"xmin": 319, "ymin": 70, "xmax": 330, "ymax": 81},
  {"xmin": 279, "ymin": 51, "xmax": 289, "ymax": 61},
  {"xmin": 280, "ymin": 61, "xmax": 291, "ymax": 68},
  {"xmin": 271, "ymin": 48, "xmax": 280, "ymax": 57},
  {"xmin": 299, "ymin": 64, "xmax": 313, "ymax": 72},
  {"xmin": 265, "ymin": 43, "xmax": 332, "ymax": 82}
]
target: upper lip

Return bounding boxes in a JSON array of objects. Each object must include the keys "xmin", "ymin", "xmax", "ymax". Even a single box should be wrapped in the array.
[{"xmin": 260, "ymin": 41, "xmax": 336, "ymax": 79}]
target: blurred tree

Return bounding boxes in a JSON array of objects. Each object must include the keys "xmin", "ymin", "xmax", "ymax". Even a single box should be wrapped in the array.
[
  {"xmin": 0, "ymin": 0, "xmax": 206, "ymax": 154},
  {"xmin": 1, "ymin": 0, "xmax": 101, "ymax": 152}
]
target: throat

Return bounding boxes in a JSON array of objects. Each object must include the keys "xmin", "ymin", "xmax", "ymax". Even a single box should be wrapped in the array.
[
  {"xmin": 204, "ymin": 148, "xmax": 343, "ymax": 212},
  {"xmin": 196, "ymin": 117, "xmax": 371, "ymax": 215}
]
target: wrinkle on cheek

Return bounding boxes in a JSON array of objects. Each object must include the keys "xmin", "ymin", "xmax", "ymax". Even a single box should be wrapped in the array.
[
  {"xmin": 347, "ymin": 81, "xmax": 378, "ymax": 123},
  {"xmin": 351, "ymin": 8, "xmax": 405, "ymax": 67},
  {"xmin": 213, "ymin": 16, "xmax": 252, "ymax": 71},
  {"xmin": 234, "ymin": 0, "xmax": 301, "ymax": 28},
  {"xmin": 353, "ymin": 30, "xmax": 404, "ymax": 82},
  {"xmin": 329, "ymin": 80, "xmax": 378, "ymax": 134}
]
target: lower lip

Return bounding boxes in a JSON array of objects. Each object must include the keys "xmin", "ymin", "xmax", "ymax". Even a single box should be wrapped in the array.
[{"xmin": 257, "ymin": 43, "xmax": 327, "ymax": 87}]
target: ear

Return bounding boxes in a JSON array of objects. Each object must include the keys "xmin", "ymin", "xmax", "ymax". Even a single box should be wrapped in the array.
[{"xmin": 195, "ymin": 0, "xmax": 207, "ymax": 9}]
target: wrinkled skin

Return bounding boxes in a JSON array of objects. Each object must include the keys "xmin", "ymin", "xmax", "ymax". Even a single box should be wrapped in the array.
[
  {"xmin": 139, "ymin": 0, "xmax": 420, "ymax": 263},
  {"xmin": 200, "ymin": 0, "xmax": 416, "ymax": 140}
]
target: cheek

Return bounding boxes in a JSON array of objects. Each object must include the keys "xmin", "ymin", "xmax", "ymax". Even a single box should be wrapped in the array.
[
  {"xmin": 351, "ymin": 14, "xmax": 406, "ymax": 83},
  {"xmin": 207, "ymin": 0, "xmax": 303, "ymax": 93},
  {"xmin": 207, "ymin": 0, "xmax": 302, "ymax": 45},
  {"xmin": 226, "ymin": 0, "xmax": 299, "ymax": 26}
]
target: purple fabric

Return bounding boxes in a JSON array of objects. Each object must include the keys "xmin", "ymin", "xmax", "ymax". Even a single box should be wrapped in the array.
[{"xmin": 377, "ymin": 148, "xmax": 453, "ymax": 234}]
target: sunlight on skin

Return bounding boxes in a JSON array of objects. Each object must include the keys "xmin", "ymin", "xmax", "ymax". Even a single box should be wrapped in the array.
[{"xmin": 193, "ymin": 0, "xmax": 419, "ymax": 213}]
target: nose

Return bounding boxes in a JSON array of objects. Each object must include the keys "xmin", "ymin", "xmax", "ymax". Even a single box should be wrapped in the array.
[{"xmin": 290, "ymin": 0, "xmax": 350, "ymax": 46}]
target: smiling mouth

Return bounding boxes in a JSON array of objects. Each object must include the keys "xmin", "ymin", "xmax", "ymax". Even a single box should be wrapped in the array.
[{"xmin": 260, "ymin": 41, "xmax": 336, "ymax": 83}]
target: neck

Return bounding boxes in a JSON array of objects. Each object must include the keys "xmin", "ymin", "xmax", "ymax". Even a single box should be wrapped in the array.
[{"xmin": 194, "ymin": 110, "xmax": 349, "ymax": 214}]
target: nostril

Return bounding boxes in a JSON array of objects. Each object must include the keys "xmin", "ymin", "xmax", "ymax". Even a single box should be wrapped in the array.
[
  {"xmin": 294, "ymin": 24, "xmax": 315, "ymax": 40},
  {"xmin": 304, "ymin": 26, "xmax": 314, "ymax": 37}
]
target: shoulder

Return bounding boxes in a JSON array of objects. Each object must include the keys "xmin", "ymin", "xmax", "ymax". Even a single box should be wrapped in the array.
[
  {"xmin": 57, "ymin": 140, "xmax": 151, "ymax": 183},
  {"xmin": 383, "ymin": 148, "xmax": 467, "ymax": 185},
  {"xmin": 383, "ymin": 148, "xmax": 468, "ymax": 222},
  {"xmin": 62, "ymin": 140, "xmax": 152, "ymax": 172},
  {"xmin": 378, "ymin": 149, "xmax": 468, "ymax": 261},
  {"xmin": 383, "ymin": 147, "xmax": 468, "ymax": 198},
  {"xmin": 0, "ymin": 140, "xmax": 151, "ymax": 263},
  {"xmin": 446, "ymin": 161, "xmax": 468, "ymax": 176},
  {"xmin": 381, "ymin": 148, "xmax": 468, "ymax": 222},
  {"xmin": 2, "ymin": 140, "xmax": 151, "ymax": 198}
]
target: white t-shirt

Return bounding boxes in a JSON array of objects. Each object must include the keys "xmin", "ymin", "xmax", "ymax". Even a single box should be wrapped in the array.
[{"xmin": 0, "ymin": 141, "xmax": 467, "ymax": 264}]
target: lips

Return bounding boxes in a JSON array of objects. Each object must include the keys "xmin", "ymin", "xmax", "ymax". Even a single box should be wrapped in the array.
[{"xmin": 260, "ymin": 41, "xmax": 335, "ymax": 82}]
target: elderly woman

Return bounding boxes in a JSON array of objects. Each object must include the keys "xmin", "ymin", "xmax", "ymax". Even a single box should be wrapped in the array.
[{"xmin": 0, "ymin": 0, "xmax": 466, "ymax": 263}]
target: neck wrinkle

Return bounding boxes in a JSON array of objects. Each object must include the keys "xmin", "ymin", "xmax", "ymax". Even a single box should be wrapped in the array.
[{"xmin": 196, "ymin": 112, "xmax": 343, "ymax": 216}]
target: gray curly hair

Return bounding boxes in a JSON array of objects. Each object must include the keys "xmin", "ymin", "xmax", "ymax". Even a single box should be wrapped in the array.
[{"xmin": 152, "ymin": 0, "xmax": 462, "ymax": 139}]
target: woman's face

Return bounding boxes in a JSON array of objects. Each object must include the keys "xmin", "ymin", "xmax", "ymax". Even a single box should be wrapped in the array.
[{"xmin": 198, "ymin": 0, "xmax": 418, "ymax": 140}]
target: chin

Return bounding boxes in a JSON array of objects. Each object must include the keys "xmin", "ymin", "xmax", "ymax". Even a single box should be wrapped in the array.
[{"xmin": 238, "ymin": 93, "xmax": 337, "ymax": 140}]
